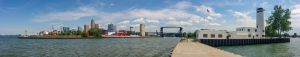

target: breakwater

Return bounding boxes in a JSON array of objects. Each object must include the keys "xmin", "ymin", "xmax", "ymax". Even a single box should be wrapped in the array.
[
  {"xmin": 171, "ymin": 39, "xmax": 241, "ymax": 57},
  {"xmin": 199, "ymin": 38, "xmax": 290, "ymax": 47}
]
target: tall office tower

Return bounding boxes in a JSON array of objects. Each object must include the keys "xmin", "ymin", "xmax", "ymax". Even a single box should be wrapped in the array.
[
  {"xmin": 256, "ymin": 8, "xmax": 265, "ymax": 38},
  {"xmin": 90, "ymin": 19, "xmax": 95, "ymax": 29},
  {"xmin": 140, "ymin": 24, "xmax": 145, "ymax": 37}
]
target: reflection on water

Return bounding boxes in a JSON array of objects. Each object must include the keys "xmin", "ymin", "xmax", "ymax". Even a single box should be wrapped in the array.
[
  {"xmin": 0, "ymin": 36, "xmax": 180, "ymax": 57},
  {"xmin": 218, "ymin": 38, "xmax": 300, "ymax": 57}
]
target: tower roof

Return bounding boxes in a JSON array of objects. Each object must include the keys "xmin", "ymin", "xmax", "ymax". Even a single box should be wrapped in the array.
[{"xmin": 257, "ymin": 8, "xmax": 264, "ymax": 12}]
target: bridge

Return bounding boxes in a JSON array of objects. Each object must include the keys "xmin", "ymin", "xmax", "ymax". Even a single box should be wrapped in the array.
[{"xmin": 160, "ymin": 27, "xmax": 183, "ymax": 37}]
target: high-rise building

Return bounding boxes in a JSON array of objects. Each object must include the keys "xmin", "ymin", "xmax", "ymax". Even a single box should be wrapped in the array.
[
  {"xmin": 84, "ymin": 24, "xmax": 89, "ymax": 33},
  {"xmin": 129, "ymin": 27, "xmax": 133, "ymax": 35},
  {"xmin": 108, "ymin": 23, "xmax": 117, "ymax": 32},
  {"xmin": 256, "ymin": 8, "xmax": 265, "ymax": 38},
  {"xmin": 140, "ymin": 24, "xmax": 145, "ymax": 37},
  {"xmin": 91, "ymin": 19, "xmax": 95, "ymax": 29},
  {"xmin": 113, "ymin": 25, "xmax": 117, "ymax": 32},
  {"xmin": 95, "ymin": 24, "xmax": 99, "ymax": 29},
  {"xmin": 62, "ymin": 27, "xmax": 70, "ymax": 33}
]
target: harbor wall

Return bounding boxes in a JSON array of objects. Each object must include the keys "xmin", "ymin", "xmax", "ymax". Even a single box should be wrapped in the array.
[{"xmin": 199, "ymin": 38, "xmax": 290, "ymax": 47}]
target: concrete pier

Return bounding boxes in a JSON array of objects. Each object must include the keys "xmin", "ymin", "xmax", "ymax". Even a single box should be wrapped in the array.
[{"xmin": 171, "ymin": 39, "xmax": 241, "ymax": 57}]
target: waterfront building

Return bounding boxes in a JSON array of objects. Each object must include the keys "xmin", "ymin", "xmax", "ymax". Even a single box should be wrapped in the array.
[
  {"xmin": 140, "ymin": 24, "xmax": 145, "ymax": 37},
  {"xmin": 197, "ymin": 8, "xmax": 266, "ymax": 39},
  {"xmin": 108, "ymin": 23, "xmax": 117, "ymax": 32},
  {"xmin": 84, "ymin": 24, "xmax": 89, "ymax": 33},
  {"xmin": 230, "ymin": 27, "xmax": 259, "ymax": 39},
  {"xmin": 107, "ymin": 23, "xmax": 117, "ymax": 36},
  {"xmin": 197, "ymin": 29, "xmax": 228, "ymax": 39},
  {"xmin": 146, "ymin": 32, "xmax": 158, "ymax": 36}
]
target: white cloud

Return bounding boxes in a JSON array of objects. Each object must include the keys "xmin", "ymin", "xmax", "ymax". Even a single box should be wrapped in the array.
[
  {"xmin": 146, "ymin": 19, "xmax": 159, "ymax": 23},
  {"xmin": 166, "ymin": 21, "xmax": 193, "ymax": 27},
  {"xmin": 290, "ymin": 4, "xmax": 300, "ymax": 28},
  {"xmin": 173, "ymin": 1, "xmax": 192, "ymax": 9},
  {"xmin": 194, "ymin": 5, "xmax": 222, "ymax": 17},
  {"xmin": 33, "ymin": 7, "xmax": 97, "ymax": 22},
  {"xmin": 132, "ymin": 18, "xmax": 145, "ymax": 24},
  {"xmin": 232, "ymin": 11, "xmax": 256, "ymax": 27},
  {"xmin": 118, "ymin": 20, "xmax": 130, "ymax": 25}
]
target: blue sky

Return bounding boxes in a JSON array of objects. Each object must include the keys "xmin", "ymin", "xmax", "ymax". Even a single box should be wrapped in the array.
[{"xmin": 1, "ymin": 0, "xmax": 300, "ymax": 35}]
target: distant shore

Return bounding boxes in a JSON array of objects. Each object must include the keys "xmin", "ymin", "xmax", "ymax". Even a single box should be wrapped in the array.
[{"xmin": 18, "ymin": 35, "xmax": 159, "ymax": 39}]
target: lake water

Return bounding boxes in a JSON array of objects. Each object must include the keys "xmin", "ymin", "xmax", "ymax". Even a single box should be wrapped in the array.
[
  {"xmin": 1, "ymin": 36, "xmax": 300, "ymax": 57},
  {"xmin": 0, "ymin": 36, "xmax": 180, "ymax": 57},
  {"xmin": 218, "ymin": 38, "xmax": 300, "ymax": 57}
]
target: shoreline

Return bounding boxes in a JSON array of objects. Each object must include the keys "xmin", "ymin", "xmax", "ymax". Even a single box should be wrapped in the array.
[{"xmin": 18, "ymin": 36, "xmax": 160, "ymax": 39}]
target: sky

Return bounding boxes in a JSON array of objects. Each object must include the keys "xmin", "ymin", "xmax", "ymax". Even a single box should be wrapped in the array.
[{"xmin": 1, "ymin": 0, "xmax": 300, "ymax": 35}]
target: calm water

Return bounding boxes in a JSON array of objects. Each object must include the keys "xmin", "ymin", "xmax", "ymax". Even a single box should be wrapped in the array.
[
  {"xmin": 218, "ymin": 38, "xmax": 300, "ymax": 57},
  {"xmin": 0, "ymin": 36, "xmax": 180, "ymax": 57}
]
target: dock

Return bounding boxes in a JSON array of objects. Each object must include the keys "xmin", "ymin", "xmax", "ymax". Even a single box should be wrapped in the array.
[{"xmin": 171, "ymin": 39, "xmax": 241, "ymax": 57}]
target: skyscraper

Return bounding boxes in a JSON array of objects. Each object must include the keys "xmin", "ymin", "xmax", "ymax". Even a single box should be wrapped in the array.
[
  {"xmin": 62, "ymin": 27, "xmax": 70, "ymax": 33},
  {"xmin": 108, "ymin": 24, "xmax": 114, "ymax": 32},
  {"xmin": 91, "ymin": 19, "xmax": 95, "ymax": 29},
  {"xmin": 256, "ymin": 8, "xmax": 265, "ymax": 38},
  {"xmin": 84, "ymin": 24, "xmax": 89, "ymax": 33}
]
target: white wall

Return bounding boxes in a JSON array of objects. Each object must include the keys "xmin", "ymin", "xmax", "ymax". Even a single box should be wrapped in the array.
[{"xmin": 197, "ymin": 30, "xmax": 228, "ymax": 39}]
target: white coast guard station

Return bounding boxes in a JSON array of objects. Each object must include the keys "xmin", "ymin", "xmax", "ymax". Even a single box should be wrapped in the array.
[{"xmin": 197, "ymin": 8, "xmax": 266, "ymax": 39}]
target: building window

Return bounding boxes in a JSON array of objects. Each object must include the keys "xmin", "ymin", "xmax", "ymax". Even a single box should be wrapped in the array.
[
  {"xmin": 203, "ymin": 34, "xmax": 207, "ymax": 38},
  {"xmin": 262, "ymin": 35, "xmax": 265, "ymax": 37},
  {"xmin": 263, "ymin": 30, "xmax": 265, "ymax": 32},
  {"xmin": 248, "ymin": 34, "xmax": 251, "ymax": 37},
  {"xmin": 211, "ymin": 34, "xmax": 215, "ymax": 38},
  {"xmin": 256, "ymin": 34, "xmax": 258, "ymax": 37},
  {"xmin": 248, "ymin": 29, "xmax": 250, "ymax": 32},
  {"xmin": 218, "ymin": 34, "xmax": 222, "ymax": 38},
  {"xmin": 255, "ymin": 29, "xmax": 257, "ymax": 32}
]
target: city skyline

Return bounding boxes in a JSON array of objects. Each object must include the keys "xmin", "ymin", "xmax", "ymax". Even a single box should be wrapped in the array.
[{"xmin": 1, "ymin": 0, "xmax": 300, "ymax": 35}]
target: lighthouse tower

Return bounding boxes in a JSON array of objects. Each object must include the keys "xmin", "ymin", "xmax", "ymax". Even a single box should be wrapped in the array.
[{"xmin": 256, "ymin": 8, "xmax": 265, "ymax": 38}]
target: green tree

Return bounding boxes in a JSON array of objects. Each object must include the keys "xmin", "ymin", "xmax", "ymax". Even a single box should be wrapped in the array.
[
  {"xmin": 266, "ymin": 5, "xmax": 292, "ymax": 38},
  {"xmin": 187, "ymin": 32, "xmax": 193, "ymax": 38},
  {"xmin": 293, "ymin": 33, "xmax": 297, "ymax": 38},
  {"xmin": 81, "ymin": 32, "xmax": 88, "ymax": 37},
  {"xmin": 265, "ymin": 25, "xmax": 277, "ymax": 38},
  {"xmin": 75, "ymin": 29, "xmax": 81, "ymax": 35},
  {"xmin": 88, "ymin": 28, "xmax": 102, "ymax": 37},
  {"xmin": 283, "ymin": 33, "xmax": 289, "ymax": 38},
  {"xmin": 183, "ymin": 32, "xmax": 187, "ymax": 38}
]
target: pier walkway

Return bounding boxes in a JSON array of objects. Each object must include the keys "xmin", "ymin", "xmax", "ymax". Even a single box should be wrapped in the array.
[{"xmin": 171, "ymin": 39, "xmax": 241, "ymax": 57}]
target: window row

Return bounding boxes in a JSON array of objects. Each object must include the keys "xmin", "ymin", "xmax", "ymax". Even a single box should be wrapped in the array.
[{"xmin": 203, "ymin": 34, "xmax": 223, "ymax": 38}]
